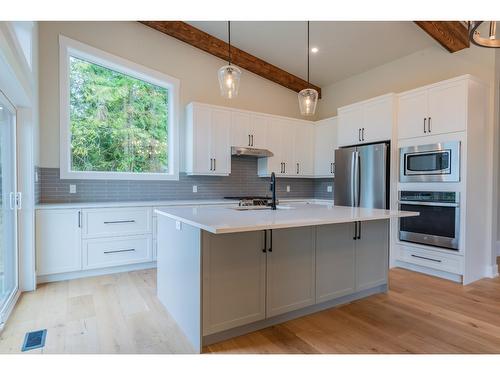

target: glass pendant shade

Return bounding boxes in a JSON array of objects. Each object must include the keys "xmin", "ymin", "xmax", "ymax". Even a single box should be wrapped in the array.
[
  {"xmin": 298, "ymin": 88, "xmax": 318, "ymax": 116},
  {"xmin": 218, "ymin": 64, "xmax": 241, "ymax": 99},
  {"xmin": 469, "ymin": 21, "xmax": 500, "ymax": 48}
]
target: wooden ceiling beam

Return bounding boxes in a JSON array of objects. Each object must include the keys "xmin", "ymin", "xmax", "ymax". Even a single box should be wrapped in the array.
[
  {"xmin": 139, "ymin": 21, "xmax": 322, "ymax": 98},
  {"xmin": 414, "ymin": 21, "xmax": 470, "ymax": 53}
]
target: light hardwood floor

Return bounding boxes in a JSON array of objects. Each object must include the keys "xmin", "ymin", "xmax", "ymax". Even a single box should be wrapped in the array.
[{"xmin": 1, "ymin": 265, "xmax": 500, "ymax": 354}]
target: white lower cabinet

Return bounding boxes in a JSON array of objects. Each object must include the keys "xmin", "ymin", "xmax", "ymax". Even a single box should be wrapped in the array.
[
  {"xmin": 36, "ymin": 209, "xmax": 82, "ymax": 276},
  {"xmin": 83, "ymin": 234, "xmax": 152, "ymax": 270},
  {"xmin": 266, "ymin": 227, "xmax": 316, "ymax": 317},
  {"xmin": 202, "ymin": 231, "xmax": 266, "ymax": 335},
  {"xmin": 316, "ymin": 223, "xmax": 356, "ymax": 303},
  {"xmin": 36, "ymin": 206, "xmax": 153, "ymax": 279}
]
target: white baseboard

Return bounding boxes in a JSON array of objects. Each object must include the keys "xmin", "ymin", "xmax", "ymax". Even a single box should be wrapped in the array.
[{"xmin": 36, "ymin": 261, "xmax": 157, "ymax": 284}]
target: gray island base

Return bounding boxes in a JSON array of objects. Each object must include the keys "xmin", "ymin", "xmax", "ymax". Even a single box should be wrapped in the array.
[{"xmin": 155, "ymin": 204, "xmax": 418, "ymax": 353}]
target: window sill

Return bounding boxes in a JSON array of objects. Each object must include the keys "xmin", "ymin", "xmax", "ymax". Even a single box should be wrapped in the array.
[{"xmin": 59, "ymin": 170, "xmax": 179, "ymax": 181}]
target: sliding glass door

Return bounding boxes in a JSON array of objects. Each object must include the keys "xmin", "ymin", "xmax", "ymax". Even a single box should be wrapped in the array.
[{"xmin": 0, "ymin": 91, "xmax": 18, "ymax": 325}]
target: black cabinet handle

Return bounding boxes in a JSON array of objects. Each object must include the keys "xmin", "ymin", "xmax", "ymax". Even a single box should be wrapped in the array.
[
  {"xmin": 104, "ymin": 248, "xmax": 135, "ymax": 254},
  {"xmin": 296, "ymin": 163, "xmax": 299, "ymax": 174},
  {"xmin": 428, "ymin": 117, "xmax": 431, "ymax": 133},
  {"xmin": 269, "ymin": 230, "xmax": 273, "ymax": 252},
  {"xmin": 358, "ymin": 128, "xmax": 361, "ymax": 142},
  {"xmin": 251, "ymin": 134, "xmax": 254, "ymax": 146},
  {"xmin": 78, "ymin": 211, "xmax": 81, "ymax": 228},
  {"xmin": 248, "ymin": 135, "xmax": 251, "ymax": 146},
  {"xmin": 262, "ymin": 230, "xmax": 267, "ymax": 253},
  {"xmin": 103, "ymin": 220, "xmax": 136, "ymax": 224},
  {"xmin": 362, "ymin": 128, "xmax": 365, "ymax": 141},
  {"xmin": 214, "ymin": 158, "xmax": 216, "ymax": 171},
  {"xmin": 411, "ymin": 254, "xmax": 441, "ymax": 263},
  {"xmin": 357, "ymin": 221, "xmax": 361, "ymax": 240},
  {"xmin": 353, "ymin": 221, "xmax": 357, "ymax": 240},
  {"xmin": 424, "ymin": 118, "xmax": 427, "ymax": 133}
]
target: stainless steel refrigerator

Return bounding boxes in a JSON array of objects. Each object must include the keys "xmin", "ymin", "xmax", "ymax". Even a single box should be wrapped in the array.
[{"xmin": 334, "ymin": 142, "xmax": 389, "ymax": 209}]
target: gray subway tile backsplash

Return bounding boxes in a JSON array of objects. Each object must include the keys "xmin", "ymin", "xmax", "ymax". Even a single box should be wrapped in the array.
[{"xmin": 39, "ymin": 157, "xmax": 334, "ymax": 203}]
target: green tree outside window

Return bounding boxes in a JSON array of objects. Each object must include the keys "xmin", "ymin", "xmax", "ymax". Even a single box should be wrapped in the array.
[{"xmin": 69, "ymin": 56, "xmax": 168, "ymax": 174}]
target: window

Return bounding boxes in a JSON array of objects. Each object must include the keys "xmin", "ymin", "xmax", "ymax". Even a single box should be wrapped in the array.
[{"xmin": 59, "ymin": 35, "xmax": 180, "ymax": 180}]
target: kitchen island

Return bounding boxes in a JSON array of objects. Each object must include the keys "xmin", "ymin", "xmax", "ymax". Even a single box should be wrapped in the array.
[{"xmin": 155, "ymin": 202, "xmax": 418, "ymax": 353}]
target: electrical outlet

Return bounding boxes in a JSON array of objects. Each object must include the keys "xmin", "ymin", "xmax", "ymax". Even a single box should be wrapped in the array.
[
  {"xmin": 192, "ymin": 185, "xmax": 198, "ymax": 193},
  {"xmin": 69, "ymin": 184, "xmax": 76, "ymax": 194},
  {"xmin": 176, "ymin": 221, "xmax": 182, "ymax": 231},
  {"xmin": 286, "ymin": 185, "xmax": 290, "ymax": 193},
  {"xmin": 327, "ymin": 186, "xmax": 333, "ymax": 193}
]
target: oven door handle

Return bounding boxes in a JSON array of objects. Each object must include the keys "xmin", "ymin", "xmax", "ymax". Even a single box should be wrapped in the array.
[{"xmin": 398, "ymin": 200, "xmax": 459, "ymax": 208}]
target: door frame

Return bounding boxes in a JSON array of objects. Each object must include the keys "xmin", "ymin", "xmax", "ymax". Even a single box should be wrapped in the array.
[{"xmin": 0, "ymin": 89, "xmax": 20, "ymax": 330}]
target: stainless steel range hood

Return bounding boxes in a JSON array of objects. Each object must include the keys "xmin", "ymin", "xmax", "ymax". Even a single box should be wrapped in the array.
[{"xmin": 231, "ymin": 146, "xmax": 273, "ymax": 158}]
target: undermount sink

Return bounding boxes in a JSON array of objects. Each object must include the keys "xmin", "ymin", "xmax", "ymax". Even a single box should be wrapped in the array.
[{"xmin": 230, "ymin": 205, "xmax": 295, "ymax": 211}]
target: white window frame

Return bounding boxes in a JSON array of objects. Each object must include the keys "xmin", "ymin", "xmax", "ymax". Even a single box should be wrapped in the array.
[{"xmin": 59, "ymin": 35, "xmax": 180, "ymax": 180}]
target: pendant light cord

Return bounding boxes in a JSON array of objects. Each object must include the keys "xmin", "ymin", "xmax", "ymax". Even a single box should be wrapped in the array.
[
  {"xmin": 307, "ymin": 20, "xmax": 310, "ymax": 84},
  {"xmin": 228, "ymin": 21, "xmax": 232, "ymax": 66}
]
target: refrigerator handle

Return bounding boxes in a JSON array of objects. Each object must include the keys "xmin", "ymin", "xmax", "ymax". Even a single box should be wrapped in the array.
[
  {"xmin": 351, "ymin": 151, "xmax": 360, "ymax": 207},
  {"xmin": 350, "ymin": 151, "xmax": 356, "ymax": 206}
]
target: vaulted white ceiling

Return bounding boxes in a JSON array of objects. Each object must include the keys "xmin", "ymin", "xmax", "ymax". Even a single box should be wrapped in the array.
[{"xmin": 187, "ymin": 21, "xmax": 435, "ymax": 87}]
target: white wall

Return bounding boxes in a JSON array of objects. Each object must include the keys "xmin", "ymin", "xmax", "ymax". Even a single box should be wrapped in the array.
[
  {"xmin": 317, "ymin": 45, "xmax": 496, "ymax": 119},
  {"xmin": 38, "ymin": 21, "xmax": 307, "ymax": 168}
]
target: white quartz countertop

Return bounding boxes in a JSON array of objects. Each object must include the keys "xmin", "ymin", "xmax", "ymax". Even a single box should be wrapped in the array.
[
  {"xmin": 155, "ymin": 202, "xmax": 419, "ymax": 234},
  {"xmin": 35, "ymin": 198, "xmax": 332, "ymax": 210}
]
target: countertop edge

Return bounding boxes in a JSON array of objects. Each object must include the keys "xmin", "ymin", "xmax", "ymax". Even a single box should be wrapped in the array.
[{"xmin": 155, "ymin": 209, "xmax": 417, "ymax": 234}]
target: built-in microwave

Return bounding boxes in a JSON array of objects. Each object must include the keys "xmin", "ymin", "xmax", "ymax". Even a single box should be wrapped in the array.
[{"xmin": 399, "ymin": 141, "xmax": 460, "ymax": 183}]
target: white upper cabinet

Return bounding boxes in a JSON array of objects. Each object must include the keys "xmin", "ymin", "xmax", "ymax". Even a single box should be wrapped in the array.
[
  {"xmin": 186, "ymin": 103, "xmax": 231, "ymax": 176},
  {"xmin": 314, "ymin": 117, "xmax": 337, "ymax": 177},
  {"xmin": 231, "ymin": 112, "xmax": 268, "ymax": 149},
  {"xmin": 293, "ymin": 123, "xmax": 314, "ymax": 177},
  {"xmin": 258, "ymin": 118, "xmax": 314, "ymax": 177},
  {"xmin": 337, "ymin": 94, "xmax": 395, "ymax": 147},
  {"xmin": 398, "ymin": 78, "xmax": 467, "ymax": 140}
]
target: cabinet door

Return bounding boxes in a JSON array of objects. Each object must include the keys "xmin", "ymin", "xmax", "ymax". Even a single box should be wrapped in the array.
[
  {"xmin": 294, "ymin": 124, "xmax": 314, "ymax": 176},
  {"xmin": 280, "ymin": 119, "xmax": 296, "ymax": 176},
  {"xmin": 338, "ymin": 106, "xmax": 363, "ymax": 147},
  {"xmin": 249, "ymin": 114, "xmax": 268, "ymax": 149},
  {"xmin": 314, "ymin": 118, "xmax": 337, "ymax": 177},
  {"xmin": 36, "ymin": 209, "xmax": 82, "ymax": 276},
  {"xmin": 192, "ymin": 104, "xmax": 213, "ymax": 173},
  {"xmin": 397, "ymin": 90, "xmax": 428, "ymax": 140},
  {"xmin": 266, "ymin": 227, "xmax": 315, "ymax": 317},
  {"xmin": 316, "ymin": 223, "xmax": 356, "ymax": 303},
  {"xmin": 202, "ymin": 231, "xmax": 266, "ymax": 335},
  {"xmin": 231, "ymin": 111, "xmax": 251, "ymax": 147},
  {"xmin": 356, "ymin": 220, "xmax": 389, "ymax": 291},
  {"xmin": 428, "ymin": 81, "xmax": 467, "ymax": 135},
  {"xmin": 363, "ymin": 97, "xmax": 393, "ymax": 143},
  {"xmin": 264, "ymin": 118, "xmax": 285, "ymax": 175},
  {"xmin": 211, "ymin": 109, "xmax": 231, "ymax": 175}
]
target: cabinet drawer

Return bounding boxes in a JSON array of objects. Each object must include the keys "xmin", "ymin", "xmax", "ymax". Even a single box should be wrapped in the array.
[
  {"xmin": 83, "ymin": 235, "xmax": 152, "ymax": 270},
  {"xmin": 397, "ymin": 245, "xmax": 463, "ymax": 275},
  {"xmin": 83, "ymin": 207, "xmax": 151, "ymax": 238}
]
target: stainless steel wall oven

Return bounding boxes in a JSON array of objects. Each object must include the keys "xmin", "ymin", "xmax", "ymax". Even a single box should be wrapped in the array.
[{"xmin": 398, "ymin": 191, "xmax": 460, "ymax": 250}]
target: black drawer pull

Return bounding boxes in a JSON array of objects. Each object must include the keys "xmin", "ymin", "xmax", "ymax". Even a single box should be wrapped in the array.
[
  {"xmin": 411, "ymin": 254, "xmax": 442, "ymax": 263},
  {"xmin": 104, "ymin": 248, "xmax": 135, "ymax": 254},
  {"xmin": 103, "ymin": 220, "xmax": 136, "ymax": 224}
]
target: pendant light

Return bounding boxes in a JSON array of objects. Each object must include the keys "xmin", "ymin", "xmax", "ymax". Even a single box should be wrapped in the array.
[
  {"xmin": 218, "ymin": 21, "xmax": 242, "ymax": 99},
  {"xmin": 469, "ymin": 21, "xmax": 500, "ymax": 48},
  {"xmin": 298, "ymin": 21, "xmax": 318, "ymax": 116}
]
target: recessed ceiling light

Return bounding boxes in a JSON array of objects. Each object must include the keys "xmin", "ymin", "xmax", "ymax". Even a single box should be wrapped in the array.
[{"xmin": 311, "ymin": 47, "xmax": 319, "ymax": 53}]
